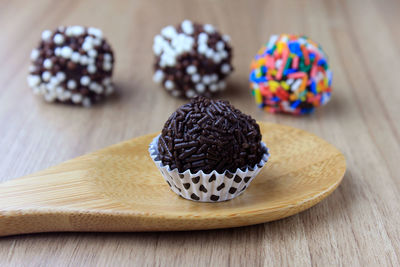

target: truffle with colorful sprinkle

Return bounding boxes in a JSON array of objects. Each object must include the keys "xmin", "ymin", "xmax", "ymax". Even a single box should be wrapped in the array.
[{"xmin": 250, "ymin": 34, "xmax": 332, "ymax": 115}]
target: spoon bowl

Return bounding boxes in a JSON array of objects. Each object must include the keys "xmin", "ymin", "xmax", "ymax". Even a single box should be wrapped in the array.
[{"xmin": 0, "ymin": 122, "xmax": 346, "ymax": 237}]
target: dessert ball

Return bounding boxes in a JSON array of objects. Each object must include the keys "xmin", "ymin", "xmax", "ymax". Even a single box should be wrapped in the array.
[
  {"xmin": 152, "ymin": 20, "xmax": 233, "ymax": 99},
  {"xmin": 250, "ymin": 34, "xmax": 332, "ymax": 115},
  {"xmin": 27, "ymin": 26, "xmax": 115, "ymax": 107},
  {"xmin": 158, "ymin": 97, "xmax": 265, "ymax": 174}
]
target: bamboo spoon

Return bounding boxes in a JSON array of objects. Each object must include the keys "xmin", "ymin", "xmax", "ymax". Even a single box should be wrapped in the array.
[{"xmin": 0, "ymin": 122, "xmax": 346, "ymax": 237}]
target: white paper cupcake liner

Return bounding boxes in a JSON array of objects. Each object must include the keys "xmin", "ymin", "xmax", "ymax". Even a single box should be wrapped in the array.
[{"xmin": 149, "ymin": 134, "xmax": 270, "ymax": 202}]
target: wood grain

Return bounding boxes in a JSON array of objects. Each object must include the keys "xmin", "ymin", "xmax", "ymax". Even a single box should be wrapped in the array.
[
  {"xmin": 0, "ymin": 122, "xmax": 345, "ymax": 236},
  {"xmin": 0, "ymin": 0, "xmax": 399, "ymax": 266}
]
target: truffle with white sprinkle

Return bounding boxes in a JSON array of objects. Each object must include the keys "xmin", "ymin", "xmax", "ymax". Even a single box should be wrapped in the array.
[
  {"xmin": 153, "ymin": 20, "xmax": 233, "ymax": 98},
  {"xmin": 27, "ymin": 26, "xmax": 115, "ymax": 107}
]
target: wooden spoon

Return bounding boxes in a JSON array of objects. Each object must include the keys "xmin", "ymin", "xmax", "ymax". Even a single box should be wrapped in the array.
[{"xmin": 0, "ymin": 122, "xmax": 345, "ymax": 237}]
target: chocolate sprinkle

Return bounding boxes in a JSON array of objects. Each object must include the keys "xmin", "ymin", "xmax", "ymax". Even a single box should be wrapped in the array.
[{"xmin": 158, "ymin": 97, "xmax": 264, "ymax": 173}]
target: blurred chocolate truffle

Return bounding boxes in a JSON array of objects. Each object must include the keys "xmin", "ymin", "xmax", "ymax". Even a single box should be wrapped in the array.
[
  {"xmin": 152, "ymin": 20, "xmax": 233, "ymax": 99},
  {"xmin": 27, "ymin": 26, "xmax": 115, "ymax": 107},
  {"xmin": 158, "ymin": 97, "xmax": 264, "ymax": 174}
]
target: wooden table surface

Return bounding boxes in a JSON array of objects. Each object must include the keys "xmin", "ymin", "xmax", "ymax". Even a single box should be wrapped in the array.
[{"xmin": 0, "ymin": 0, "xmax": 399, "ymax": 266}]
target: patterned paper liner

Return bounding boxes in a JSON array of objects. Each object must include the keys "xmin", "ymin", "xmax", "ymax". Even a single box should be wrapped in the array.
[{"xmin": 149, "ymin": 134, "xmax": 270, "ymax": 202}]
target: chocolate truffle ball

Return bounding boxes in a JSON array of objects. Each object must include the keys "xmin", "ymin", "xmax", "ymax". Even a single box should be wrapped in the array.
[
  {"xmin": 158, "ymin": 97, "xmax": 264, "ymax": 174},
  {"xmin": 152, "ymin": 20, "xmax": 233, "ymax": 99},
  {"xmin": 27, "ymin": 26, "xmax": 115, "ymax": 107},
  {"xmin": 250, "ymin": 34, "xmax": 332, "ymax": 115}
]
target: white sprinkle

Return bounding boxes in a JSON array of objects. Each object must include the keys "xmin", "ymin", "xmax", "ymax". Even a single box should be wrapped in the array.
[
  {"xmin": 44, "ymin": 93, "xmax": 56, "ymax": 102},
  {"xmin": 203, "ymin": 24, "xmax": 215, "ymax": 34},
  {"xmin": 58, "ymin": 26, "xmax": 65, "ymax": 32},
  {"xmin": 80, "ymin": 76, "xmax": 90, "ymax": 86},
  {"xmin": 102, "ymin": 78, "xmax": 112, "ymax": 86},
  {"xmin": 82, "ymin": 41, "xmax": 93, "ymax": 51},
  {"xmin": 221, "ymin": 64, "xmax": 231, "ymax": 74},
  {"xmin": 88, "ymin": 49, "xmax": 98, "ymax": 58},
  {"xmin": 71, "ymin": 94, "xmax": 82, "ymax": 103},
  {"xmin": 275, "ymin": 59, "xmax": 282, "ymax": 69},
  {"xmin": 53, "ymin": 34, "xmax": 65, "ymax": 45},
  {"xmin": 104, "ymin": 53, "xmax": 112, "ymax": 61},
  {"xmin": 291, "ymin": 79, "xmax": 303, "ymax": 92},
  {"xmin": 195, "ymin": 83, "xmax": 205, "ymax": 94},
  {"xmin": 210, "ymin": 84, "xmax": 218, "ymax": 92},
  {"xmin": 213, "ymin": 53, "xmax": 222, "ymax": 63},
  {"xmin": 50, "ymin": 76, "xmax": 59, "ymax": 85},
  {"xmin": 105, "ymin": 85, "xmax": 114, "ymax": 95},
  {"xmin": 191, "ymin": 74, "xmax": 200, "ymax": 83},
  {"xmin": 56, "ymin": 72, "xmax": 66, "ymax": 82},
  {"xmin": 286, "ymin": 78, "xmax": 294, "ymax": 85},
  {"xmin": 82, "ymin": 98, "xmax": 91, "ymax": 107},
  {"xmin": 216, "ymin": 41, "xmax": 225, "ymax": 51},
  {"xmin": 89, "ymin": 82, "xmax": 97, "ymax": 91},
  {"xmin": 27, "ymin": 75, "xmax": 41, "ymax": 87},
  {"xmin": 28, "ymin": 65, "xmax": 36, "ymax": 72},
  {"xmin": 67, "ymin": 80, "xmax": 77, "ymax": 90},
  {"xmin": 80, "ymin": 55, "xmax": 89, "ymax": 65},
  {"xmin": 202, "ymin": 75, "xmax": 211, "ymax": 85},
  {"xmin": 42, "ymin": 71, "xmax": 51, "ymax": 82},
  {"xmin": 161, "ymin": 25, "xmax": 178, "ymax": 39},
  {"xmin": 54, "ymin": 47, "xmax": 62, "ymax": 56},
  {"xmin": 186, "ymin": 89, "xmax": 196, "ymax": 98},
  {"xmin": 43, "ymin": 59, "xmax": 53, "ymax": 69},
  {"xmin": 222, "ymin": 34, "xmax": 231, "ymax": 42},
  {"xmin": 96, "ymin": 85, "xmax": 104, "ymax": 94},
  {"xmin": 171, "ymin": 90, "xmax": 181, "ymax": 97},
  {"xmin": 220, "ymin": 50, "xmax": 228, "ymax": 59},
  {"xmin": 103, "ymin": 61, "xmax": 112, "ymax": 71},
  {"xmin": 71, "ymin": 52, "xmax": 80, "ymax": 62},
  {"xmin": 164, "ymin": 80, "xmax": 174, "ymax": 90},
  {"xmin": 218, "ymin": 80, "xmax": 226, "ymax": 90},
  {"xmin": 267, "ymin": 35, "xmax": 278, "ymax": 50},
  {"xmin": 211, "ymin": 74, "xmax": 218, "ymax": 82},
  {"xmin": 205, "ymin": 49, "xmax": 214, "ymax": 58},
  {"xmin": 198, "ymin": 33, "xmax": 208, "ymax": 43},
  {"xmin": 88, "ymin": 57, "xmax": 95, "ymax": 65},
  {"xmin": 41, "ymin": 30, "xmax": 52, "ymax": 41},
  {"xmin": 186, "ymin": 65, "xmax": 197, "ymax": 74},
  {"xmin": 153, "ymin": 70, "xmax": 164, "ymax": 84},
  {"xmin": 56, "ymin": 86, "xmax": 64, "ymax": 96},
  {"xmin": 87, "ymin": 64, "xmax": 97, "ymax": 74},
  {"xmin": 197, "ymin": 44, "xmax": 207, "ymax": 54},
  {"xmin": 60, "ymin": 46, "xmax": 73, "ymax": 58},
  {"xmin": 72, "ymin": 26, "xmax": 84, "ymax": 36},
  {"xmin": 65, "ymin": 27, "xmax": 73, "ymax": 36},
  {"xmin": 30, "ymin": 49, "xmax": 40, "ymax": 61},
  {"xmin": 63, "ymin": 90, "xmax": 71, "ymax": 100},
  {"xmin": 92, "ymin": 38, "xmax": 102, "ymax": 46},
  {"xmin": 46, "ymin": 82, "xmax": 55, "ymax": 91},
  {"xmin": 181, "ymin": 20, "xmax": 194, "ymax": 35},
  {"xmin": 88, "ymin": 27, "xmax": 103, "ymax": 38}
]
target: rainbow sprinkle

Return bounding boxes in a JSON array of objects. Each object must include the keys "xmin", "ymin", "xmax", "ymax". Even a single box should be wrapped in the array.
[{"xmin": 250, "ymin": 34, "xmax": 332, "ymax": 115}]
